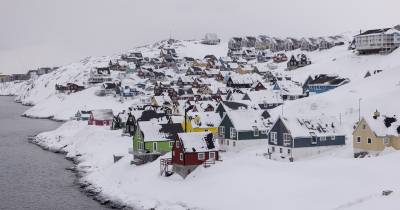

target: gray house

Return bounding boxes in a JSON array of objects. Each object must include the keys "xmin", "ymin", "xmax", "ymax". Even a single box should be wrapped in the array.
[
  {"xmin": 267, "ymin": 115, "xmax": 346, "ymax": 161},
  {"xmin": 218, "ymin": 109, "xmax": 273, "ymax": 151}
]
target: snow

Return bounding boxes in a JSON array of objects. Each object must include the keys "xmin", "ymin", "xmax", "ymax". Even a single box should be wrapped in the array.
[
  {"xmin": 3, "ymin": 36, "xmax": 400, "ymax": 210},
  {"xmin": 178, "ymin": 132, "xmax": 219, "ymax": 152}
]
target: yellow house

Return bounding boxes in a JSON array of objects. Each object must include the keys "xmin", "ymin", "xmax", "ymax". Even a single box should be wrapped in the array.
[
  {"xmin": 352, "ymin": 111, "xmax": 400, "ymax": 157},
  {"xmin": 182, "ymin": 112, "xmax": 221, "ymax": 134}
]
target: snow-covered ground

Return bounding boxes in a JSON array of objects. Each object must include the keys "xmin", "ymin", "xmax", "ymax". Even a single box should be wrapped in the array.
[
  {"xmin": 35, "ymin": 121, "xmax": 400, "ymax": 210},
  {"xmin": 2, "ymin": 38, "xmax": 400, "ymax": 209}
]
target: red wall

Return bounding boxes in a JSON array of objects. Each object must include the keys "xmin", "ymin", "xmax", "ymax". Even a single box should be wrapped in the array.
[{"xmin": 172, "ymin": 139, "xmax": 219, "ymax": 166}]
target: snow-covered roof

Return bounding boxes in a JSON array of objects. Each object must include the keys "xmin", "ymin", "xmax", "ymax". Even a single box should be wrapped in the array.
[
  {"xmin": 138, "ymin": 119, "xmax": 183, "ymax": 142},
  {"xmin": 279, "ymin": 115, "xmax": 344, "ymax": 138},
  {"xmin": 91, "ymin": 109, "xmax": 114, "ymax": 120},
  {"xmin": 363, "ymin": 113, "xmax": 400, "ymax": 137},
  {"xmin": 225, "ymin": 109, "xmax": 273, "ymax": 131},
  {"xmin": 244, "ymin": 90, "xmax": 283, "ymax": 104},
  {"xmin": 187, "ymin": 111, "xmax": 221, "ymax": 128},
  {"xmin": 178, "ymin": 132, "xmax": 219, "ymax": 152},
  {"xmin": 153, "ymin": 95, "xmax": 172, "ymax": 106}
]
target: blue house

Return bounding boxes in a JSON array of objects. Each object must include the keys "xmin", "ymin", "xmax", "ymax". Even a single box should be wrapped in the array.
[
  {"xmin": 267, "ymin": 115, "xmax": 346, "ymax": 161},
  {"xmin": 303, "ymin": 74, "xmax": 349, "ymax": 94},
  {"xmin": 218, "ymin": 109, "xmax": 273, "ymax": 151}
]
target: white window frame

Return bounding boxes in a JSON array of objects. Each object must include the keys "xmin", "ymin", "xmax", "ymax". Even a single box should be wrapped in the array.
[
  {"xmin": 179, "ymin": 153, "xmax": 183, "ymax": 161},
  {"xmin": 270, "ymin": 132, "xmax": 277, "ymax": 144},
  {"xmin": 253, "ymin": 127, "xmax": 259, "ymax": 137},
  {"xmin": 331, "ymin": 136, "xmax": 335, "ymax": 140},
  {"xmin": 219, "ymin": 126, "xmax": 225, "ymax": 136},
  {"xmin": 153, "ymin": 142, "xmax": 158, "ymax": 152},
  {"xmin": 138, "ymin": 141, "xmax": 143, "ymax": 150},
  {"xmin": 198, "ymin": 152, "xmax": 205, "ymax": 160},
  {"xmin": 209, "ymin": 152, "xmax": 215, "ymax": 160},
  {"xmin": 320, "ymin": 136, "xmax": 326, "ymax": 141},
  {"xmin": 176, "ymin": 140, "xmax": 180, "ymax": 148},
  {"xmin": 230, "ymin": 127, "xmax": 237, "ymax": 139},
  {"xmin": 287, "ymin": 149, "xmax": 291, "ymax": 155},
  {"xmin": 283, "ymin": 133, "xmax": 291, "ymax": 146},
  {"xmin": 169, "ymin": 141, "xmax": 174, "ymax": 148}
]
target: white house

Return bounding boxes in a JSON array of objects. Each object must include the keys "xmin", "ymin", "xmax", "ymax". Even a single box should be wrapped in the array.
[{"xmin": 355, "ymin": 28, "xmax": 400, "ymax": 54}]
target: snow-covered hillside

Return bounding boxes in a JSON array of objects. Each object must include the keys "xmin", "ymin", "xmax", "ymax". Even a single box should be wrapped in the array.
[{"xmin": 2, "ymin": 37, "xmax": 400, "ymax": 210}]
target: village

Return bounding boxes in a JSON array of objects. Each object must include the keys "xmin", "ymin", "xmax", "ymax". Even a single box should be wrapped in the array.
[{"xmin": 1, "ymin": 25, "xmax": 400, "ymax": 209}]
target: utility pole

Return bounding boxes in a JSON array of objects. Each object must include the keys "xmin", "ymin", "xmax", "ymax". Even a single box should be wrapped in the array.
[{"xmin": 358, "ymin": 98, "xmax": 362, "ymax": 122}]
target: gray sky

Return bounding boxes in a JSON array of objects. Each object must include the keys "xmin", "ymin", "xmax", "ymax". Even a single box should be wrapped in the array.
[{"xmin": 0, "ymin": 0, "xmax": 399, "ymax": 74}]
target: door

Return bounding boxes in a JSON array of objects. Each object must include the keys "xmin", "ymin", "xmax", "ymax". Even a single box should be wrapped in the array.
[{"xmin": 153, "ymin": 142, "xmax": 158, "ymax": 152}]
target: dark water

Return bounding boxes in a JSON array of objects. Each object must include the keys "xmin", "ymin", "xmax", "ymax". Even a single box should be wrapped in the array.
[{"xmin": 0, "ymin": 96, "xmax": 108, "ymax": 210}]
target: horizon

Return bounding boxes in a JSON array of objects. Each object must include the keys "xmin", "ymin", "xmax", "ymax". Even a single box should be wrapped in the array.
[{"xmin": 1, "ymin": 0, "xmax": 399, "ymax": 74}]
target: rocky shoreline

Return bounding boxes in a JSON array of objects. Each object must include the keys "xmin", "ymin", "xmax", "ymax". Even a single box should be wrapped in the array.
[{"xmin": 29, "ymin": 135, "xmax": 134, "ymax": 210}]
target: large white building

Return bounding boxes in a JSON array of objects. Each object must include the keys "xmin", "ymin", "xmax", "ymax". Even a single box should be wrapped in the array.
[{"xmin": 355, "ymin": 28, "xmax": 400, "ymax": 54}]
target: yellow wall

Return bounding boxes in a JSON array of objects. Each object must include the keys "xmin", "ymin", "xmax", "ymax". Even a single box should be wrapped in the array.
[
  {"xmin": 352, "ymin": 119, "xmax": 385, "ymax": 152},
  {"xmin": 182, "ymin": 119, "xmax": 218, "ymax": 134},
  {"xmin": 390, "ymin": 136, "xmax": 400, "ymax": 150}
]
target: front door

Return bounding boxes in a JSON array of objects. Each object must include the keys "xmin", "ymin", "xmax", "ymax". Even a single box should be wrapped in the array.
[{"xmin": 153, "ymin": 142, "xmax": 157, "ymax": 152}]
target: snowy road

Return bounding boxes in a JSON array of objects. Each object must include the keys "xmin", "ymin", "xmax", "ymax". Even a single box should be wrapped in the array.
[{"xmin": 0, "ymin": 96, "xmax": 109, "ymax": 210}]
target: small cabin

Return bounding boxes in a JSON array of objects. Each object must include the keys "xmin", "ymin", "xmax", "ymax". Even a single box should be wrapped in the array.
[
  {"xmin": 172, "ymin": 132, "xmax": 220, "ymax": 178},
  {"xmin": 88, "ymin": 109, "xmax": 114, "ymax": 126}
]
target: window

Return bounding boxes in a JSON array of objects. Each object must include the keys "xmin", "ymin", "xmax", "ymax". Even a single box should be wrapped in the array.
[
  {"xmin": 357, "ymin": 136, "xmax": 361, "ymax": 143},
  {"xmin": 261, "ymin": 130, "xmax": 267, "ymax": 134},
  {"xmin": 153, "ymin": 142, "xmax": 158, "ymax": 151},
  {"xmin": 363, "ymin": 124, "xmax": 366, "ymax": 129},
  {"xmin": 283, "ymin": 133, "xmax": 291, "ymax": 146},
  {"xmin": 176, "ymin": 141, "xmax": 180, "ymax": 148},
  {"xmin": 279, "ymin": 148, "xmax": 283, "ymax": 153},
  {"xmin": 367, "ymin": 138, "xmax": 372, "ymax": 144},
  {"xmin": 219, "ymin": 126, "xmax": 225, "ymax": 136},
  {"xmin": 270, "ymin": 132, "xmax": 277, "ymax": 144},
  {"xmin": 169, "ymin": 141, "xmax": 174, "ymax": 148},
  {"xmin": 230, "ymin": 127, "xmax": 237, "ymax": 139},
  {"xmin": 253, "ymin": 127, "xmax": 259, "ymax": 137},
  {"xmin": 384, "ymin": 138, "xmax": 389, "ymax": 146},
  {"xmin": 198, "ymin": 153, "xmax": 205, "ymax": 160},
  {"xmin": 311, "ymin": 137, "xmax": 317, "ymax": 144},
  {"xmin": 233, "ymin": 141, "xmax": 236, "ymax": 147},
  {"xmin": 227, "ymin": 140, "xmax": 229, "ymax": 146},
  {"xmin": 209, "ymin": 152, "xmax": 216, "ymax": 159},
  {"xmin": 138, "ymin": 141, "xmax": 143, "ymax": 150},
  {"xmin": 180, "ymin": 153, "xmax": 183, "ymax": 161},
  {"xmin": 288, "ymin": 149, "xmax": 291, "ymax": 155},
  {"xmin": 271, "ymin": 146, "xmax": 275, "ymax": 152},
  {"xmin": 331, "ymin": 136, "xmax": 336, "ymax": 140},
  {"xmin": 320, "ymin": 136, "xmax": 326, "ymax": 141}
]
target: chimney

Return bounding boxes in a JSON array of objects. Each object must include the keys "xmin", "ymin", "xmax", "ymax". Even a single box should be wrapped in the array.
[{"xmin": 373, "ymin": 109, "xmax": 380, "ymax": 119}]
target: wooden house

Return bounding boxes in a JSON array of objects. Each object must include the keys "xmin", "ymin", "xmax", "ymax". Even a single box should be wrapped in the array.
[
  {"xmin": 183, "ymin": 111, "xmax": 221, "ymax": 134},
  {"xmin": 88, "ymin": 109, "xmax": 114, "ymax": 126},
  {"xmin": 242, "ymin": 90, "xmax": 283, "ymax": 109},
  {"xmin": 228, "ymin": 37, "xmax": 243, "ymax": 51},
  {"xmin": 201, "ymin": 33, "xmax": 221, "ymax": 45},
  {"xmin": 218, "ymin": 109, "xmax": 273, "ymax": 151},
  {"xmin": 355, "ymin": 28, "xmax": 400, "ymax": 54},
  {"xmin": 171, "ymin": 132, "xmax": 220, "ymax": 178},
  {"xmin": 286, "ymin": 54, "xmax": 311, "ymax": 70},
  {"xmin": 132, "ymin": 119, "xmax": 183, "ymax": 164},
  {"xmin": 353, "ymin": 111, "xmax": 400, "ymax": 157},
  {"xmin": 284, "ymin": 38, "xmax": 300, "ymax": 51},
  {"xmin": 303, "ymin": 74, "xmax": 350, "ymax": 94},
  {"xmin": 74, "ymin": 110, "xmax": 91, "ymax": 121},
  {"xmin": 215, "ymin": 101, "xmax": 249, "ymax": 118},
  {"xmin": 300, "ymin": 38, "xmax": 319, "ymax": 51},
  {"xmin": 267, "ymin": 115, "xmax": 346, "ymax": 161}
]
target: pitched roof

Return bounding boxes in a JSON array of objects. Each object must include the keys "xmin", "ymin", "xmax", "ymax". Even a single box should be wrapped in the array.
[
  {"xmin": 178, "ymin": 132, "xmax": 219, "ymax": 152},
  {"xmin": 278, "ymin": 115, "xmax": 344, "ymax": 137},
  {"xmin": 225, "ymin": 110, "xmax": 273, "ymax": 131},
  {"xmin": 91, "ymin": 109, "xmax": 114, "ymax": 121},
  {"xmin": 363, "ymin": 113, "xmax": 400, "ymax": 136}
]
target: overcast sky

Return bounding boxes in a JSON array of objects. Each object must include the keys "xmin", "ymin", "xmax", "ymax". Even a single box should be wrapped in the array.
[{"xmin": 0, "ymin": 0, "xmax": 399, "ymax": 74}]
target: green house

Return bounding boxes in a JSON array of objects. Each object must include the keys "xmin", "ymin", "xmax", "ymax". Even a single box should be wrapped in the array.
[{"xmin": 132, "ymin": 119, "xmax": 183, "ymax": 164}]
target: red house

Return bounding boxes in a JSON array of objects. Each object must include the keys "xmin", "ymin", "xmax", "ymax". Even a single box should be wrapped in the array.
[
  {"xmin": 171, "ymin": 132, "xmax": 220, "ymax": 178},
  {"xmin": 88, "ymin": 109, "xmax": 114, "ymax": 126}
]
